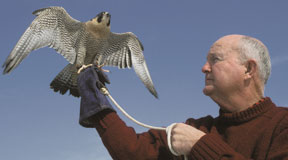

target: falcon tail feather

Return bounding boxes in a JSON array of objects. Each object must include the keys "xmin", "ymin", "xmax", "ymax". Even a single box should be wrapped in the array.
[{"xmin": 50, "ymin": 64, "xmax": 80, "ymax": 97}]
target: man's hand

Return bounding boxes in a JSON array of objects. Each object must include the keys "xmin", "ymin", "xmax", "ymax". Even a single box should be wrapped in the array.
[{"xmin": 171, "ymin": 123, "xmax": 206, "ymax": 155}]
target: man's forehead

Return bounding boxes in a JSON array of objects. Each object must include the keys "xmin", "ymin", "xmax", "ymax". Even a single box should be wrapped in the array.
[
  {"xmin": 207, "ymin": 38, "xmax": 240, "ymax": 57},
  {"xmin": 207, "ymin": 43, "xmax": 224, "ymax": 56}
]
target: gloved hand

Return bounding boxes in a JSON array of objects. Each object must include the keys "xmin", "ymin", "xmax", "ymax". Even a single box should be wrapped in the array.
[{"xmin": 77, "ymin": 65, "xmax": 115, "ymax": 127}]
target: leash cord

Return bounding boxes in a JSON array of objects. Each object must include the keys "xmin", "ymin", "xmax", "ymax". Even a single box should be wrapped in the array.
[{"xmin": 100, "ymin": 88, "xmax": 166, "ymax": 130}]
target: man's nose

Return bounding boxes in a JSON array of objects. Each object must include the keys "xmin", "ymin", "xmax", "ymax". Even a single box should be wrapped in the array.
[{"xmin": 202, "ymin": 62, "xmax": 211, "ymax": 73}]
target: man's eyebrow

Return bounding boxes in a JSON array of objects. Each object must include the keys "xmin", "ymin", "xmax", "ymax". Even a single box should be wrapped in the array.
[
  {"xmin": 208, "ymin": 53, "xmax": 221, "ymax": 58},
  {"xmin": 206, "ymin": 53, "xmax": 224, "ymax": 61}
]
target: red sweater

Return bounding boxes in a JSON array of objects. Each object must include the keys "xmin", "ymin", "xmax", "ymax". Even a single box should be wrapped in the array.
[{"xmin": 94, "ymin": 97, "xmax": 288, "ymax": 160}]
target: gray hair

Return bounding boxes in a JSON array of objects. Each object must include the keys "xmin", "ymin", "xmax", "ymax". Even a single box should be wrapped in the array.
[{"xmin": 238, "ymin": 36, "xmax": 271, "ymax": 84}]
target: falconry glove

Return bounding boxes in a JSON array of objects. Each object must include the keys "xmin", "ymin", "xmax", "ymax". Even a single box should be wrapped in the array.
[{"xmin": 77, "ymin": 65, "xmax": 115, "ymax": 127}]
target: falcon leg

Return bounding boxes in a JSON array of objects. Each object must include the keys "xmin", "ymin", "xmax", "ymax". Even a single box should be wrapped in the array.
[
  {"xmin": 77, "ymin": 64, "xmax": 110, "ymax": 74},
  {"xmin": 77, "ymin": 64, "xmax": 93, "ymax": 74}
]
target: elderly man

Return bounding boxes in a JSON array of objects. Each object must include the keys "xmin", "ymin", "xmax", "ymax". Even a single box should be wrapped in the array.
[{"xmin": 77, "ymin": 34, "xmax": 288, "ymax": 159}]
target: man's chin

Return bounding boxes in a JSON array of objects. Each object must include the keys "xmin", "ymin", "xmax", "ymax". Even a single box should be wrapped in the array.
[{"xmin": 203, "ymin": 86, "xmax": 213, "ymax": 96}]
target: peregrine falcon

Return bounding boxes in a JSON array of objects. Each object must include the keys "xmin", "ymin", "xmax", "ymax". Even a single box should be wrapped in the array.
[{"xmin": 2, "ymin": 6, "xmax": 158, "ymax": 98}]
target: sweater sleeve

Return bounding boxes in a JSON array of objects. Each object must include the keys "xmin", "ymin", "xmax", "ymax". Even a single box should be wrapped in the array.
[
  {"xmin": 185, "ymin": 116, "xmax": 249, "ymax": 159},
  {"xmin": 93, "ymin": 109, "xmax": 180, "ymax": 160},
  {"xmin": 190, "ymin": 120, "xmax": 288, "ymax": 160},
  {"xmin": 189, "ymin": 133, "xmax": 248, "ymax": 159}
]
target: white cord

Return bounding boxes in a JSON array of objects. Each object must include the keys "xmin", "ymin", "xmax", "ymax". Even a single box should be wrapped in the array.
[
  {"xmin": 100, "ymin": 87, "xmax": 188, "ymax": 160},
  {"xmin": 100, "ymin": 88, "xmax": 166, "ymax": 131},
  {"xmin": 166, "ymin": 123, "xmax": 183, "ymax": 156}
]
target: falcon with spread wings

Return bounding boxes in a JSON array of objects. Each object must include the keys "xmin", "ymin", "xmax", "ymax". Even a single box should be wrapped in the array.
[{"xmin": 2, "ymin": 6, "xmax": 158, "ymax": 98}]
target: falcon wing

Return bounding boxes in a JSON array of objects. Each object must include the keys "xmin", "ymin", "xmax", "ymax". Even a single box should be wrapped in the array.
[
  {"xmin": 97, "ymin": 32, "xmax": 158, "ymax": 98},
  {"xmin": 3, "ymin": 6, "xmax": 83, "ymax": 74}
]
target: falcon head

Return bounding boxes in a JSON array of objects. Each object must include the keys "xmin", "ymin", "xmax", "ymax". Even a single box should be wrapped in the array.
[{"xmin": 91, "ymin": 12, "xmax": 111, "ymax": 27}]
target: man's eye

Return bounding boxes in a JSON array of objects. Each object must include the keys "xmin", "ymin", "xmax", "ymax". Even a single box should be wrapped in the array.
[{"xmin": 212, "ymin": 57, "xmax": 220, "ymax": 62}]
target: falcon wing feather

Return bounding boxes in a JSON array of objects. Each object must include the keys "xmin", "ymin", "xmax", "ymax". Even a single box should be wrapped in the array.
[
  {"xmin": 2, "ymin": 6, "xmax": 82, "ymax": 74},
  {"xmin": 97, "ymin": 32, "xmax": 158, "ymax": 98}
]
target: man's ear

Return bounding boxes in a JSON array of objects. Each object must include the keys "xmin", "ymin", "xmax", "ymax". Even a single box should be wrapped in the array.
[{"xmin": 244, "ymin": 59, "xmax": 257, "ymax": 79}]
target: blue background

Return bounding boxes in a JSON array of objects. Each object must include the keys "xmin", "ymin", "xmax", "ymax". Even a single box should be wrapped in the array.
[{"xmin": 1, "ymin": 1, "xmax": 287, "ymax": 159}]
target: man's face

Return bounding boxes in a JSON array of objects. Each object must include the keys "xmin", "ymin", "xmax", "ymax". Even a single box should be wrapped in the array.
[{"xmin": 202, "ymin": 36, "xmax": 247, "ymax": 99}]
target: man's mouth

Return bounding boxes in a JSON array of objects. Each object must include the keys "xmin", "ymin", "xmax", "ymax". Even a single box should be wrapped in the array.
[
  {"xmin": 205, "ymin": 77, "xmax": 213, "ymax": 84},
  {"xmin": 205, "ymin": 76, "xmax": 213, "ymax": 80}
]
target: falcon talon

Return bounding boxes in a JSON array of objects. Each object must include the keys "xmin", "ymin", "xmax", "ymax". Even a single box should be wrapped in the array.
[
  {"xmin": 96, "ymin": 63, "xmax": 110, "ymax": 73},
  {"xmin": 100, "ymin": 68, "xmax": 110, "ymax": 73}
]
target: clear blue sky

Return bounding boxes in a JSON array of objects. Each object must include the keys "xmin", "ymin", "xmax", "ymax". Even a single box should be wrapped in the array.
[{"xmin": 1, "ymin": 1, "xmax": 287, "ymax": 159}]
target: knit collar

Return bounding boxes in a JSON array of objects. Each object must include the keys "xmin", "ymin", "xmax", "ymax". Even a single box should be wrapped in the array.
[{"xmin": 218, "ymin": 97, "xmax": 274, "ymax": 123}]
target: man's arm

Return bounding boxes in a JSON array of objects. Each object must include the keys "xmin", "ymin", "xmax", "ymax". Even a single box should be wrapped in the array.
[
  {"xmin": 93, "ymin": 109, "xmax": 178, "ymax": 160},
  {"xmin": 170, "ymin": 123, "xmax": 248, "ymax": 160}
]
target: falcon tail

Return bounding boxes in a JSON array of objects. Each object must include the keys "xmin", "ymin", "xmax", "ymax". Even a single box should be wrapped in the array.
[{"xmin": 50, "ymin": 64, "xmax": 80, "ymax": 97}]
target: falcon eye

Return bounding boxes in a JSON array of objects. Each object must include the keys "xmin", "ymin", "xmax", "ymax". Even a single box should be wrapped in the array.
[{"xmin": 95, "ymin": 12, "xmax": 105, "ymax": 23}]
